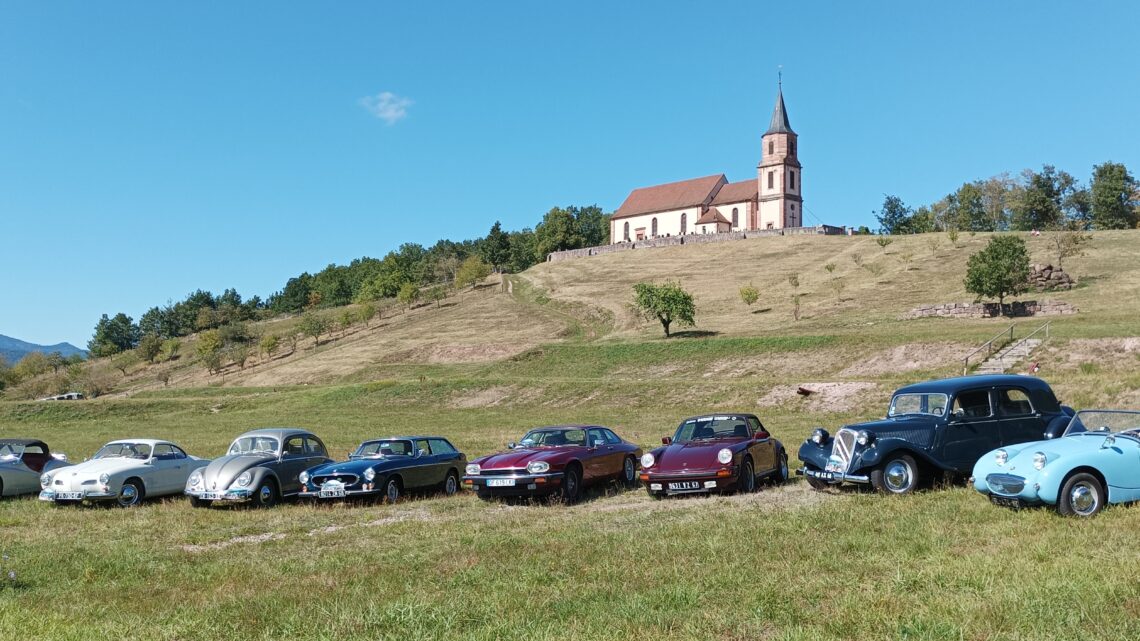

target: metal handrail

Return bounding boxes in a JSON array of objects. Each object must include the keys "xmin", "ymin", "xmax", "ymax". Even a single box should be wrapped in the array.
[
  {"xmin": 963, "ymin": 324, "xmax": 1015, "ymax": 375},
  {"xmin": 1018, "ymin": 320, "xmax": 1051, "ymax": 345}
]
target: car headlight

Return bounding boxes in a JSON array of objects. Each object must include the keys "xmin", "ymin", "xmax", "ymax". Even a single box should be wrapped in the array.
[
  {"xmin": 465, "ymin": 464, "xmax": 481, "ymax": 476},
  {"xmin": 1032, "ymin": 452, "xmax": 1047, "ymax": 470},
  {"xmin": 811, "ymin": 428, "xmax": 829, "ymax": 444},
  {"xmin": 995, "ymin": 449, "xmax": 1008, "ymax": 466},
  {"xmin": 298, "ymin": 471, "xmax": 310, "ymax": 485},
  {"xmin": 40, "ymin": 473, "xmax": 52, "ymax": 489},
  {"xmin": 717, "ymin": 448, "xmax": 733, "ymax": 465},
  {"xmin": 188, "ymin": 470, "xmax": 203, "ymax": 487},
  {"xmin": 527, "ymin": 461, "xmax": 549, "ymax": 474},
  {"xmin": 235, "ymin": 471, "xmax": 253, "ymax": 487},
  {"xmin": 641, "ymin": 453, "xmax": 655, "ymax": 468},
  {"xmin": 856, "ymin": 430, "xmax": 874, "ymax": 446},
  {"xmin": 363, "ymin": 468, "xmax": 376, "ymax": 481}
]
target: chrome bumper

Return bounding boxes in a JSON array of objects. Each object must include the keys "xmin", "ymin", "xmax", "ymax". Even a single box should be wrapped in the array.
[
  {"xmin": 38, "ymin": 489, "xmax": 115, "ymax": 501},
  {"xmin": 797, "ymin": 468, "xmax": 870, "ymax": 484},
  {"xmin": 185, "ymin": 489, "xmax": 252, "ymax": 502}
]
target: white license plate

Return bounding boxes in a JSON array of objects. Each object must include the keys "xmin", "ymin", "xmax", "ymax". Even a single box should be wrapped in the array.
[
  {"xmin": 56, "ymin": 491, "xmax": 84, "ymax": 500},
  {"xmin": 668, "ymin": 481, "xmax": 701, "ymax": 490},
  {"xmin": 486, "ymin": 478, "xmax": 516, "ymax": 487},
  {"xmin": 199, "ymin": 492, "xmax": 222, "ymax": 500},
  {"xmin": 320, "ymin": 488, "xmax": 346, "ymax": 498}
]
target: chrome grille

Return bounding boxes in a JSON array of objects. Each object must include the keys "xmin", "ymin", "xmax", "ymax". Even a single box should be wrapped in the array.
[
  {"xmin": 827, "ymin": 428, "xmax": 858, "ymax": 473},
  {"xmin": 481, "ymin": 468, "xmax": 527, "ymax": 476},
  {"xmin": 313, "ymin": 474, "xmax": 359, "ymax": 487},
  {"xmin": 986, "ymin": 474, "xmax": 1026, "ymax": 496}
]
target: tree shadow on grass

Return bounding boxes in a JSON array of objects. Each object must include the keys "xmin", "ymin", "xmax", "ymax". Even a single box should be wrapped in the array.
[
  {"xmin": 668, "ymin": 330, "xmax": 720, "ymax": 339},
  {"xmin": 751, "ymin": 307, "xmax": 773, "ymax": 314}
]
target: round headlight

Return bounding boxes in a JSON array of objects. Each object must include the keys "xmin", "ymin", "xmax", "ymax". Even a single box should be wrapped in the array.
[
  {"xmin": 527, "ymin": 461, "xmax": 550, "ymax": 474},
  {"xmin": 188, "ymin": 470, "xmax": 202, "ymax": 487},
  {"xmin": 40, "ymin": 473, "xmax": 52, "ymax": 489},
  {"xmin": 1032, "ymin": 452, "xmax": 1047, "ymax": 470},
  {"xmin": 465, "ymin": 463, "xmax": 481, "ymax": 476},
  {"xmin": 856, "ymin": 430, "xmax": 874, "ymax": 446},
  {"xmin": 717, "ymin": 448, "xmax": 733, "ymax": 465},
  {"xmin": 235, "ymin": 471, "xmax": 253, "ymax": 487},
  {"xmin": 298, "ymin": 471, "xmax": 310, "ymax": 485},
  {"xmin": 98, "ymin": 473, "xmax": 110, "ymax": 485},
  {"xmin": 995, "ymin": 449, "xmax": 1008, "ymax": 466},
  {"xmin": 641, "ymin": 453, "xmax": 655, "ymax": 468},
  {"xmin": 363, "ymin": 467, "xmax": 376, "ymax": 481},
  {"xmin": 811, "ymin": 428, "xmax": 829, "ymax": 444}
]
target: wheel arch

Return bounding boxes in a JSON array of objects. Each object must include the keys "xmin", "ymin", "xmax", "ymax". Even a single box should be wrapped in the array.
[{"xmin": 1050, "ymin": 465, "xmax": 1108, "ymax": 504}]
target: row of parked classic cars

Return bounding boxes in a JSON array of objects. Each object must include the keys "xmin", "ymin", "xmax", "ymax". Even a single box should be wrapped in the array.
[{"xmin": 3, "ymin": 375, "xmax": 1138, "ymax": 517}]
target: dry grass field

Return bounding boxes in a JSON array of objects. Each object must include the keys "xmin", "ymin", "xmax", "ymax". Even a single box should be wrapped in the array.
[{"xmin": 3, "ymin": 230, "xmax": 1140, "ymax": 640}]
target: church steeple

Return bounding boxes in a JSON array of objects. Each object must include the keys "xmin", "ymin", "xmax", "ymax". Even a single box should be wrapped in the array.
[
  {"xmin": 765, "ymin": 83, "xmax": 794, "ymax": 135},
  {"xmin": 757, "ymin": 76, "xmax": 802, "ymax": 229}
]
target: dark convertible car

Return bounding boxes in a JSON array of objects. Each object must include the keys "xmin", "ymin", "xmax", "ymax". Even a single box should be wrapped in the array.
[
  {"xmin": 797, "ymin": 375, "xmax": 1074, "ymax": 494},
  {"xmin": 298, "ymin": 436, "xmax": 466, "ymax": 503},
  {"xmin": 463, "ymin": 425, "xmax": 642, "ymax": 502},
  {"xmin": 639, "ymin": 413, "xmax": 788, "ymax": 498}
]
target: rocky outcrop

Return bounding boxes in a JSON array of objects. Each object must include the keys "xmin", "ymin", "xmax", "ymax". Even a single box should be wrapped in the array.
[
  {"xmin": 904, "ymin": 300, "xmax": 1077, "ymax": 320},
  {"xmin": 1028, "ymin": 264, "xmax": 1076, "ymax": 291}
]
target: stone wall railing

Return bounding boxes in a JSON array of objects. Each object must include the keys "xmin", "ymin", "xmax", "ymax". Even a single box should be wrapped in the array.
[
  {"xmin": 545, "ymin": 225, "xmax": 846, "ymax": 262},
  {"xmin": 903, "ymin": 300, "xmax": 1078, "ymax": 320}
]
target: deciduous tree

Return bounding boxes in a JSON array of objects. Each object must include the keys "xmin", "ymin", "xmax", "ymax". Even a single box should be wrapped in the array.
[
  {"xmin": 632, "ymin": 282, "xmax": 696, "ymax": 338},
  {"xmin": 964, "ymin": 235, "xmax": 1031, "ymax": 313},
  {"xmin": 1090, "ymin": 161, "xmax": 1139, "ymax": 230},
  {"xmin": 455, "ymin": 256, "xmax": 492, "ymax": 290},
  {"xmin": 298, "ymin": 312, "xmax": 331, "ymax": 346}
]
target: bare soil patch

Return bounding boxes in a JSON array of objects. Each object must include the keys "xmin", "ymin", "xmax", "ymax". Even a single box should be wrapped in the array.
[
  {"xmin": 838, "ymin": 342, "xmax": 973, "ymax": 377},
  {"xmin": 758, "ymin": 381, "xmax": 879, "ymax": 413}
]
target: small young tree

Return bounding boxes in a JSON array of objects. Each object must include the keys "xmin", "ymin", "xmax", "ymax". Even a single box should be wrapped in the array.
[
  {"xmin": 927, "ymin": 237, "xmax": 942, "ymax": 256},
  {"xmin": 426, "ymin": 285, "xmax": 447, "ymax": 308},
  {"xmin": 396, "ymin": 282, "xmax": 420, "ymax": 309},
  {"xmin": 632, "ymin": 281, "xmax": 696, "ymax": 338},
  {"xmin": 259, "ymin": 334, "xmax": 280, "ymax": 360},
  {"xmin": 824, "ymin": 263, "xmax": 836, "ymax": 276},
  {"xmin": 875, "ymin": 236, "xmax": 893, "ymax": 250},
  {"xmin": 739, "ymin": 283, "xmax": 760, "ymax": 308},
  {"xmin": 298, "ymin": 312, "xmax": 331, "ymax": 346},
  {"xmin": 112, "ymin": 350, "xmax": 140, "ymax": 377},
  {"xmin": 787, "ymin": 273, "xmax": 801, "ymax": 321},
  {"xmin": 229, "ymin": 343, "xmax": 251, "ymax": 370},
  {"xmin": 286, "ymin": 333, "xmax": 300, "ymax": 355},
  {"xmin": 455, "ymin": 256, "xmax": 493, "ymax": 290},
  {"xmin": 947, "ymin": 228, "xmax": 960, "ymax": 247},
  {"xmin": 964, "ymin": 235, "xmax": 1031, "ymax": 314},
  {"xmin": 830, "ymin": 278, "xmax": 846, "ymax": 304},
  {"xmin": 161, "ymin": 338, "xmax": 181, "ymax": 362},
  {"xmin": 339, "ymin": 309, "xmax": 355, "ymax": 335},
  {"xmin": 897, "ymin": 250, "xmax": 915, "ymax": 271},
  {"xmin": 196, "ymin": 330, "xmax": 224, "ymax": 374},
  {"xmin": 138, "ymin": 334, "xmax": 163, "ymax": 363},
  {"xmin": 851, "ymin": 252, "xmax": 863, "ymax": 267},
  {"xmin": 358, "ymin": 302, "xmax": 377, "ymax": 327},
  {"xmin": 157, "ymin": 370, "xmax": 172, "ymax": 387},
  {"xmin": 1050, "ymin": 226, "xmax": 1091, "ymax": 269}
]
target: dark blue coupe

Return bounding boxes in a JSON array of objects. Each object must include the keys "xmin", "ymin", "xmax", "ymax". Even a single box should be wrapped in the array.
[{"xmin": 298, "ymin": 436, "xmax": 466, "ymax": 503}]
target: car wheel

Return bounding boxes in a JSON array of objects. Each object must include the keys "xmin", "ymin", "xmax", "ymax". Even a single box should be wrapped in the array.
[
  {"xmin": 561, "ymin": 465, "xmax": 582, "ymax": 504},
  {"xmin": 871, "ymin": 454, "xmax": 919, "ymax": 495},
  {"xmin": 1058, "ymin": 472, "xmax": 1105, "ymax": 517},
  {"xmin": 252, "ymin": 479, "xmax": 278, "ymax": 508},
  {"xmin": 189, "ymin": 496, "xmax": 212, "ymax": 508},
  {"xmin": 803, "ymin": 467, "xmax": 829, "ymax": 490},
  {"xmin": 738, "ymin": 458, "xmax": 756, "ymax": 493},
  {"xmin": 443, "ymin": 471, "xmax": 459, "ymax": 496},
  {"xmin": 772, "ymin": 452, "xmax": 789, "ymax": 484},
  {"xmin": 621, "ymin": 456, "xmax": 637, "ymax": 487},
  {"xmin": 383, "ymin": 477, "xmax": 401, "ymax": 504},
  {"xmin": 116, "ymin": 479, "xmax": 144, "ymax": 507}
]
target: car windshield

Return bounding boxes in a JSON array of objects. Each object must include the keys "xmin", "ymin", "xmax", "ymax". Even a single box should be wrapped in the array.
[
  {"xmin": 94, "ymin": 442, "xmax": 152, "ymax": 460},
  {"xmin": 518, "ymin": 429, "xmax": 586, "ymax": 447},
  {"xmin": 888, "ymin": 393, "xmax": 948, "ymax": 417},
  {"xmin": 352, "ymin": 440, "xmax": 414, "ymax": 458},
  {"xmin": 0, "ymin": 443, "xmax": 24, "ymax": 461},
  {"xmin": 228, "ymin": 436, "xmax": 280, "ymax": 456},
  {"xmin": 1062, "ymin": 410, "xmax": 1140, "ymax": 437},
  {"xmin": 673, "ymin": 416, "xmax": 750, "ymax": 442}
]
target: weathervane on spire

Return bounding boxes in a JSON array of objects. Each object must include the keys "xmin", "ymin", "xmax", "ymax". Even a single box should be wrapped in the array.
[{"xmin": 777, "ymin": 64, "xmax": 782, "ymax": 90}]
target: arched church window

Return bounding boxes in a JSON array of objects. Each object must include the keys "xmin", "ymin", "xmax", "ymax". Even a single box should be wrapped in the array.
[
  {"xmin": 651, "ymin": 218, "xmax": 658, "ymax": 237},
  {"xmin": 768, "ymin": 140, "xmax": 774, "ymax": 155},
  {"xmin": 623, "ymin": 221, "xmax": 630, "ymax": 241},
  {"xmin": 790, "ymin": 140, "xmax": 796, "ymax": 156},
  {"xmin": 789, "ymin": 171, "xmax": 795, "ymax": 190},
  {"xmin": 768, "ymin": 171, "xmax": 774, "ymax": 190},
  {"xmin": 732, "ymin": 208, "xmax": 739, "ymax": 227},
  {"xmin": 680, "ymin": 213, "xmax": 687, "ymax": 234}
]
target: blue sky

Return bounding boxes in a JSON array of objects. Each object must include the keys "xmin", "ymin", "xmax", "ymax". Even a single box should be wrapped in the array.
[{"xmin": 2, "ymin": 1, "xmax": 1138, "ymax": 347}]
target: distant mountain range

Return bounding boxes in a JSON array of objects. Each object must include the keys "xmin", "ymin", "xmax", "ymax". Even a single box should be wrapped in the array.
[{"xmin": 0, "ymin": 334, "xmax": 87, "ymax": 365}]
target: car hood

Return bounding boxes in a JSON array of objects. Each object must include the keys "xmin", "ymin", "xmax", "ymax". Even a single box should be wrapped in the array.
[
  {"xmin": 997, "ymin": 433, "xmax": 1117, "ymax": 468},
  {"xmin": 474, "ymin": 447, "xmax": 572, "ymax": 469},
  {"xmin": 841, "ymin": 416, "xmax": 936, "ymax": 447},
  {"xmin": 305, "ymin": 457, "xmax": 408, "ymax": 476},
  {"xmin": 201, "ymin": 453, "xmax": 276, "ymax": 487},
  {"xmin": 653, "ymin": 439, "xmax": 746, "ymax": 471}
]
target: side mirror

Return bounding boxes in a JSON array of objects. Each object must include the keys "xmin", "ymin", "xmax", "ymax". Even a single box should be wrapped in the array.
[
  {"xmin": 1102, "ymin": 435, "xmax": 1116, "ymax": 450},
  {"xmin": 661, "ymin": 437, "xmax": 672, "ymax": 445},
  {"xmin": 754, "ymin": 431, "xmax": 769, "ymax": 440},
  {"xmin": 507, "ymin": 442, "xmax": 516, "ymax": 450}
]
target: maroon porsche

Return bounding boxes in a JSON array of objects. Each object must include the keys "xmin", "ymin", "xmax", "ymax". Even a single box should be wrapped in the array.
[
  {"xmin": 463, "ymin": 425, "xmax": 642, "ymax": 502},
  {"xmin": 640, "ymin": 413, "xmax": 788, "ymax": 498}
]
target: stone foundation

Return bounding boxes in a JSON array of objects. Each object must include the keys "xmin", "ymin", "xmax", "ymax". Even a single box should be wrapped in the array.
[
  {"xmin": 903, "ymin": 300, "xmax": 1078, "ymax": 320},
  {"xmin": 545, "ymin": 225, "xmax": 846, "ymax": 262}
]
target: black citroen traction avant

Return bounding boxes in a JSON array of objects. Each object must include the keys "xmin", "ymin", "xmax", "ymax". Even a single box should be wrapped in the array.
[{"xmin": 796, "ymin": 375, "xmax": 1074, "ymax": 495}]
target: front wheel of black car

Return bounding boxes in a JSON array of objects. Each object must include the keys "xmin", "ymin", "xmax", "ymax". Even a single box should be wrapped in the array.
[
  {"xmin": 251, "ymin": 479, "xmax": 278, "ymax": 508},
  {"xmin": 1058, "ymin": 472, "xmax": 1105, "ymax": 517},
  {"xmin": 621, "ymin": 456, "xmax": 637, "ymax": 487},
  {"xmin": 383, "ymin": 477, "xmax": 402, "ymax": 504},
  {"xmin": 871, "ymin": 454, "xmax": 919, "ymax": 495},
  {"xmin": 443, "ymin": 471, "xmax": 459, "ymax": 496},
  {"xmin": 737, "ymin": 458, "xmax": 756, "ymax": 493},
  {"xmin": 560, "ymin": 465, "xmax": 582, "ymax": 504}
]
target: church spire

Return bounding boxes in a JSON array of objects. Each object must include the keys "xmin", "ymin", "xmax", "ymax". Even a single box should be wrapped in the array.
[{"xmin": 764, "ymin": 80, "xmax": 794, "ymax": 136}]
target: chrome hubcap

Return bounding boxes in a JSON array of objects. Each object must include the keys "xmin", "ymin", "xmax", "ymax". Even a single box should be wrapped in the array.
[
  {"xmin": 119, "ymin": 485, "xmax": 138, "ymax": 505},
  {"xmin": 259, "ymin": 485, "xmax": 272, "ymax": 502},
  {"xmin": 885, "ymin": 462, "xmax": 911, "ymax": 492},
  {"xmin": 780, "ymin": 458, "xmax": 788, "ymax": 479},
  {"xmin": 624, "ymin": 459, "xmax": 634, "ymax": 480},
  {"xmin": 387, "ymin": 482, "xmax": 398, "ymax": 502},
  {"xmin": 446, "ymin": 476, "xmax": 457, "ymax": 494},
  {"xmin": 1070, "ymin": 483, "xmax": 1098, "ymax": 515}
]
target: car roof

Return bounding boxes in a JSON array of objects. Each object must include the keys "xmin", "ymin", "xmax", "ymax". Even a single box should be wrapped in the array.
[
  {"xmin": 526, "ymin": 425, "xmax": 605, "ymax": 431},
  {"xmin": 105, "ymin": 438, "xmax": 177, "ymax": 447},
  {"xmin": 361, "ymin": 436, "xmax": 449, "ymax": 442},
  {"xmin": 0, "ymin": 438, "xmax": 49, "ymax": 448},
  {"xmin": 895, "ymin": 375, "xmax": 1051, "ymax": 395},
  {"xmin": 235, "ymin": 427, "xmax": 318, "ymax": 440},
  {"xmin": 679, "ymin": 413, "xmax": 759, "ymax": 423}
]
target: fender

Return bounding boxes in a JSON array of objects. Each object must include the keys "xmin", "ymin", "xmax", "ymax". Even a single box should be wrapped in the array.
[
  {"xmin": 849, "ymin": 438, "xmax": 952, "ymax": 474},
  {"xmin": 797, "ymin": 440, "xmax": 830, "ymax": 470},
  {"xmin": 247, "ymin": 466, "xmax": 284, "ymax": 494},
  {"xmin": 1044, "ymin": 409, "xmax": 1076, "ymax": 440}
]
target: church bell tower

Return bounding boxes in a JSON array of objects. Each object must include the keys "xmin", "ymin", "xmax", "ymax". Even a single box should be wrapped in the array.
[{"xmin": 757, "ymin": 79, "xmax": 802, "ymax": 229}]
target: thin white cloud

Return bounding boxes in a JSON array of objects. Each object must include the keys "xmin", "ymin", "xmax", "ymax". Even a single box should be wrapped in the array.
[{"xmin": 359, "ymin": 91, "xmax": 413, "ymax": 125}]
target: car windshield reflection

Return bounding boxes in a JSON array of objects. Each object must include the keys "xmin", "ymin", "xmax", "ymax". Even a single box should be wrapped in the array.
[
  {"xmin": 518, "ymin": 429, "xmax": 586, "ymax": 447},
  {"xmin": 888, "ymin": 393, "xmax": 948, "ymax": 418},
  {"xmin": 1062, "ymin": 410, "xmax": 1140, "ymax": 437},
  {"xmin": 673, "ymin": 416, "xmax": 750, "ymax": 442},
  {"xmin": 351, "ymin": 440, "xmax": 414, "ymax": 458},
  {"xmin": 0, "ymin": 444, "xmax": 24, "ymax": 460},
  {"xmin": 228, "ymin": 436, "xmax": 280, "ymax": 456},
  {"xmin": 94, "ymin": 443, "xmax": 152, "ymax": 460}
]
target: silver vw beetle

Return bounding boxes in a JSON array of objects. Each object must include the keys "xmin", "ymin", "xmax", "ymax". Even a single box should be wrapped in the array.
[{"xmin": 186, "ymin": 427, "xmax": 332, "ymax": 508}]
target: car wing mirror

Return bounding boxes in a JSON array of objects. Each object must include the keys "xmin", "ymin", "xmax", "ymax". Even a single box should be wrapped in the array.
[
  {"xmin": 661, "ymin": 437, "xmax": 672, "ymax": 445},
  {"xmin": 1101, "ymin": 435, "xmax": 1116, "ymax": 449},
  {"xmin": 507, "ymin": 442, "xmax": 516, "ymax": 450}
]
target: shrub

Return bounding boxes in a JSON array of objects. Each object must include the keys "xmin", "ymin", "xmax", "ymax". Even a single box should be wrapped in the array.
[{"xmin": 739, "ymin": 283, "xmax": 759, "ymax": 307}]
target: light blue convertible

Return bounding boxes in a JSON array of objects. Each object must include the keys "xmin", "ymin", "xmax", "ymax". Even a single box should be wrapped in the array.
[{"xmin": 972, "ymin": 409, "xmax": 1140, "ymax": 517}]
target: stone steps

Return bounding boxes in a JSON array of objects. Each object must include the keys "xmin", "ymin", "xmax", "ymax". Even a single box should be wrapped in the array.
[{"xmin": 975, "ymin": 338, "xmax": 1043, "ymax": 374}]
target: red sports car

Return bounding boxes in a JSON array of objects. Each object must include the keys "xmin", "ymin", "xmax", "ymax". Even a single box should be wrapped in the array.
[
  {"xmin": 639, "ymin": 413, "xmax": 788, "ymax": 498},
  {"xmin": 463, "ymin": 425, "xmax": 642, "ymax": 502}
]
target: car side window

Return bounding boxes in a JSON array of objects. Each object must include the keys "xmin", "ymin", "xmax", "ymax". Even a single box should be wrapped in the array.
[
  {"xmin": 415, "ymin": 439, "xmax": 431, "ymax": 456},
  {"xmin": 996, "ymin": 388, "xmax": 1034, "ymax": 416},
  {"xmin": 748, "ymin": 417, "xmax": 768, "ymax": 437},
  {"xmin": 602, "ymin": 429, "xmax": 622, "ymax": 445},
  {"xmin": 153, "ymin": 443, "xmax": 173, "ymax": 459},
  {"xmin": 283, "ymin": 437, "xmax": 306, "ymax": 458},
  {"xmin": 429, "ymin": 439, "xmax": 457, "ymax": 454},
  {"xmin": 304, "ymin": 438, "xmax": 327, "ymax": 457},
  {"xmin": 587, "ymin": 429, "xmax": 607, "ymax": 446},
  {"xmin": 952, "ymin": 390, "xmax": 992, "ymax": 419},
  {"xmin": 25, "ymin": 445, "xmax": 45, "ymax": 454}
]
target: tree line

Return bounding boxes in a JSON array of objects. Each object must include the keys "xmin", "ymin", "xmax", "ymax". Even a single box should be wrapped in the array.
[{"xmin": 875, "ymin": 162, "xmax": 1139, "ymax": 235}]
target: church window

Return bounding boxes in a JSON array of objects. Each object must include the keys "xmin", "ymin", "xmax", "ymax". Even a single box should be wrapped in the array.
[
  {"xmin": 790, "ymin": 140, "xmax": 796, "ymax": 156},
  {"xmin": 623, "ymin": 221, "xmax": 629, "ymax": 241},
  {"xmin": 767, "ymin": 171, "xmax": 774, "ymax": 189},
  {"xmin": 768, "ymin": 140, "xmax": 774, "ymax": 155},
  {"xmin": 651, "ymin": 218, "xmax": 658, "ymax": 237},
  {"xmin": 680, "ymin": 213, "xmax": 687, "ymax": 234},
  {"xmin": 732, "ymin": 208, "xmax": 739, "ymax": 227},
  {"xmin": 789, "ymin": 171, "xmax": 795, "ymax": 190}
]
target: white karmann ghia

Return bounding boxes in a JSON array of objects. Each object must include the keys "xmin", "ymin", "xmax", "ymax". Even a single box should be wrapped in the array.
[{"xmin": 39, "ymin": 439, "xmax": 209, "ymax": 507}]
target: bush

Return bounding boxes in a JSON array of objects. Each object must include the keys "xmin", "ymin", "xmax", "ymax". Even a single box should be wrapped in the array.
[
  {"xmin": 964, "ymin": 235, "xmax": 1031, "ymax": 312},
  {"xmin": 739, "ymin": 283, "xmax": 759, "ymax": 307}
]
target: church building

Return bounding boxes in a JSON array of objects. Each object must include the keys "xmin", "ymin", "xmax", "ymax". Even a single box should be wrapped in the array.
[{"xmin": 610, "ymin": 84, "xmax": 803, "ymax": 243}]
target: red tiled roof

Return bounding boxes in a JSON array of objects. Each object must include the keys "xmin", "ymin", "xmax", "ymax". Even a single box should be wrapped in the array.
[
  {"xmin": 695, "ymin": 209, "xmax": 731, "ymax": 225},
  {"xmin": 612, "ymin": 174, "xmax": 726, "ymax": 220},
  {"xmin": 709, "ymin": 179, "xmax": 757, "ymax": 205}
]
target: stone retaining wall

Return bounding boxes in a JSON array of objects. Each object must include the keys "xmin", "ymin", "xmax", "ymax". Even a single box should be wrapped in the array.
[
  {"xmin": 545, "ymin": 225, "xmax": 846, "ymax": 262},
  {"xmin": 903, "ymin": 300, "xmax": 1078, "ymax": 319}
]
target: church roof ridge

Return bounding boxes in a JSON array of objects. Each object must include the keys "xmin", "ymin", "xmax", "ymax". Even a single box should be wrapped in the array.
[{"xmin": 611, "ymin": 173, "xmax": 727, "ymax": 220}]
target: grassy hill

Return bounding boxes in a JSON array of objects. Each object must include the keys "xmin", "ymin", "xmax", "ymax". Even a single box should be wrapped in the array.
[{"xmin": 3, "ymin": 230, "xmax": 1140, "ymax": 640}]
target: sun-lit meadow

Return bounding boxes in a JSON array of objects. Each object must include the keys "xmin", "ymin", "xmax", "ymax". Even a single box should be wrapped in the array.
[{"xmin": 3, "ymin": 230, "xmax": 1140, "ymax": 640}]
